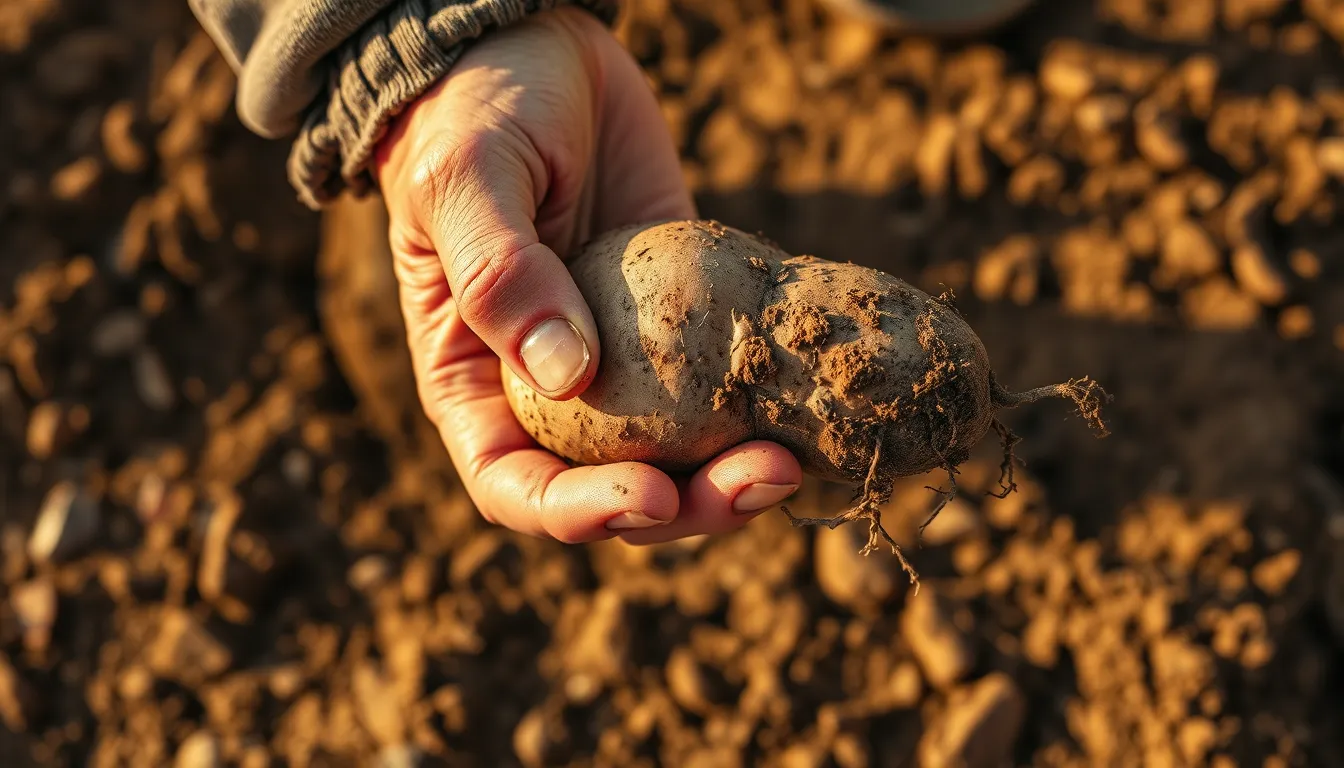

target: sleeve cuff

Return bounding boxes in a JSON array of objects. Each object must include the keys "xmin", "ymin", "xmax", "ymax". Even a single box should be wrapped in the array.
[{"xmin": 287, "ymin": 0, "xmax": 618, "ymax": 209}]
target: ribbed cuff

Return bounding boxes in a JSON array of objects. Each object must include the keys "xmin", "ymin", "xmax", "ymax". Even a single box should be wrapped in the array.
[{"xmin": 287, "ymin": 0, "xmax": 618, "ymax": 209}]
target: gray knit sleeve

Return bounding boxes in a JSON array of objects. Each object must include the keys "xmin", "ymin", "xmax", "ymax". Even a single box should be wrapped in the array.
[{"xmin": 190, "ymin": 0, "xmax": 619, "ymax": 208}]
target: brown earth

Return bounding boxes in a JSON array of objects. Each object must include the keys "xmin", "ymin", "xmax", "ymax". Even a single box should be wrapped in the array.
[{"xmin": 3, "ymin": 0, "xmax": 1344, "ymax": 766}]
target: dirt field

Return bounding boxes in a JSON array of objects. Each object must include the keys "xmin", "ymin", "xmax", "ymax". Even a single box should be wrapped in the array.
[{"xmin": 3, "ymin": 0, "xmax": 1344, "ymax": 765}]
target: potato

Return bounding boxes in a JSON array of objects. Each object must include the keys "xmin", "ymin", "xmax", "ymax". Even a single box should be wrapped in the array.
[{"xmin": 505, "ymin": 221, "xmax": 1107, "ymax": 585}]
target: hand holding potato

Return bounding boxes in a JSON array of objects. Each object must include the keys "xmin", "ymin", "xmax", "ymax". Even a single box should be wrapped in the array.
[{"xmin": 372, "ymin": 8, "xmax": 803, "ymax": 544}]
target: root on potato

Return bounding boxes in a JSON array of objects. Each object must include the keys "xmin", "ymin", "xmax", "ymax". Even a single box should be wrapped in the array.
[{"xmin": 505, "ymin": 220, "xmax": 1111, "ymax": 589}]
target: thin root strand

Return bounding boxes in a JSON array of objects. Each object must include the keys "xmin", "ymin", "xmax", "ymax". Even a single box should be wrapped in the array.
[
  {"xmin": 991, "ymin": 375, "xmax": 1112, "ymax": 436},
  {"xmin": 780, "ymin": 431, "xmax": 921, "ymax": 593},
  {"xmin": 988, "ymin": 418, "xmax": 1022, "ymax": 499},
  {"xmin": 918, "ymin": 463, "xmax": 960, "ymax": 545}
]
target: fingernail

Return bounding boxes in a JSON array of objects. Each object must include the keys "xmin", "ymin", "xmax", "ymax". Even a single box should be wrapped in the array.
[
  {"xmin": 606, "ymin": 511, "xmax": 669, "ymax": 530},
  {"xmin": 520, "ymin": 317, "xmax": 590, "ymax": 394},
  {"xmin": 733, "ymin": 483, "xmax": 798, "ymax": 514}
]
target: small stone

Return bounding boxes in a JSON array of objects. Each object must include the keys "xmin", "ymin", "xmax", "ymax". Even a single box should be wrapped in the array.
[
  {"xmin": 1252, "ymin": 549, "xmax": 1301, "ymax": 595},
  {"xmin": 0, "ymin": 655, "xmax": 32, "ymax": 731},
  {"xmin": 238, "ymin": 746, "xmax": 271, "ymax": 768},
  {"xmin": 815, "ymin": 523, "xmax": 901, "ymax": 612},
  {"xmin": 563, "ymin": 589, "xmax": 629, "ymax": 693},
  {"xmin": 823, "ymin": 16, "xmax": 881, "ymax": 77},
  {"xmin": 1289, "ymin": 249, "xmax": 1321, "ymax": 279},
  {"xmin": 25, "ymin": 402, "xmax": 64, "ymax": 459},
  {"xmin": 449, "ymin": 532, "xmax": 503, "ymax": 584},
  {"xmin": 10, "ymin": 578, "xmax": 57, "ymax": 654},
  {"xmin": 134, "ymin": 349, "xmax": 176, "ymax": 411},
  {"xmin": 1278, "ymin": 305, "xmax": 1314, "ymax": 340},
  {"xmin": 920, "ymin": 497, "xmax": 982, "ymax": 546},
  {"xmin": 918, "ymin": 673, "xmax": 1026, "ymax": 768},
  {"xmin": 145, "ymin": 608, "xmax": 231, "ymax": 685},
  {"xmin": 91, "ymin": 310, "xmax": 146, "ymax": 356},
  {"xmin": 281, "ymin": 449, "xmax": 312, "ymax": 486},
  {"xmin": 353, "ymin": 662, "xmax": 406, "ymax": 746},
  {"xmin": 197, "ymin": 493, "xmax": 240, "ymax": 606},
  {"xmin": 102, "ymin": 100, "xmax": 147, "ymax": 172},
  {"xmin": 665, "ymin": 647, "xmax": 712, "ymax": 714},
  {"xmin": 513, "ymin": 707, "xmax": 557, "ymax": 768},
  {"xmin": 348, "ymin": 555, "xmax": 392, "ymax": 592},
  {"xmin": 117, "ymin": 665, "xmax": 153, "ymax": 700},
  {"xmin": 777, "ymin": 743, "xmax": 827, "ymax": 768},
  {"xmin": 1230, "ymin": 244, "xmax": 1288, "ymax": 305},
  {"xmin": 1040, "ymin": 47, "xmax": 1093, "ymax": 101},
  {"xmin": 135, "ymin": 473, "xmax": 168, "ymax": 524},
  {"xmin": 1021, "ymin": 610, "xmax": 1061, "ymax": 667},
  {"xmin": 1317, "ymin": 137, "xmax": 1344, "ymax": 176},
  {"xmin": 882, "ymin": 661, "xmax": 923, "ymax": 708},
  {"xmin": 174, "ymin": 730, "xmax": 220, "ymax": 768},
  {"xmin": 901, "ymin": 588, "xmax": 974, "ymax": 688},
  {"xmin": 267, "ymin": 664, "xmax": 305, "ymax": 700},
  {"xmin": 27, "ymin": 481, "xmax": 100, "ymax": 564},
  {"xmin": 1135, "ymin": 107, "xmax": 1187, "ymax": 171},
  {"xmin": 374, "ymin": 744, "xmax": 425, "ymax": 768},
  {"xmin": 50, "ymin": 157, "xmax": 102, "ymax": 201}
]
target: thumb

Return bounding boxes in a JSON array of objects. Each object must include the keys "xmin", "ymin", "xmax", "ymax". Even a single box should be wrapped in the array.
[{"xmin": 408, "ymin": 130, "xmax": 600, "ymax": 400}]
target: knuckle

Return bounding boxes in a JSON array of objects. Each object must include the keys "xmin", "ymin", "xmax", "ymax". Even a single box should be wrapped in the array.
[
  {"xmin": 407, "ymin": 133, "xmax": 492, "ymax": 221},
  {"xmin": 451, "ymin": 242, "xmax": 527, "ymax": 327},
  {"xmin": 407, "ymin": 142, "xmax": 455, "ymax": 214}
]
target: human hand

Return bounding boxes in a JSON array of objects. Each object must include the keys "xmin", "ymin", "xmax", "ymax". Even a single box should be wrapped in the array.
[{"xmin": 373, "ymin": 7, "xmax": 801, "ymax": 544}]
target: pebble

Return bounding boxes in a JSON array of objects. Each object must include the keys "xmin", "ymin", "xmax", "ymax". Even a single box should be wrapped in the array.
[
  {"xmin": 353, "ymin": 662, "xmax": 406, "ymax": 746},
  {"xmin": 90, "ymin": 310, "xmax": 145, "ymax": 357},
  {"xmin": 1230, "ymin": 244, "xmax": 1288, "ymax": 306},
  {"xmin": 102, "ymin": 100, "xmax": 147, "ymax": 172},
  {"xmin": 10, "ymin": 578, "xmax": 57, "ymax": 654},
  {"xmin": 116, "ymin": 665, "xmax": 153, "ymax": 700},
  {"xmin": 777, "ymin": 743, "xmax": 827, "ymax": 768},
  {"xmin": 1278, "ymin": 305, "xmax": 1314, "ymax": 340},
  {"xmin": 25, "ymin": 402, "xmax": 63, "ymax": 459},
  {"xmin": 917, "ymin": 673, "xmax": 1026, "ymax": 768},
  {"xmin": 27, "ymin": 481, "xmax": 100, "ymax": 564},
  {"xmin": 815, "ymin": 523, "xmax": 901, "ymax": 613},
  {"xmin": 920, "ymin": 497, "xmax": 983, "ymax": 547},
  {"xmin": 884, "ymin": 661, "xmax": 924, "ymax": 709},
  {"xmin": 901, "ymin": 588, "xmax": 974, "ymax": 689},
  {"xmin": 0, "ymin": 656, "xmax": 31, "ymax": 731},
  {"xmin": 145, "ymin": 608, "xmax": 231, "ymax": 685},
  {"xmin": 267, "ymin": 664, "xmax": 306, "ymax": 700},
  {"xmin": 348, "ymin": 555, "xmax": 393, "ymax": 592},
  {"xmin": 134, "ymin": 349, "xmax": 177, "ymax": 411},
  {"xmin": 197, "ymin": 493, "xmax": 239, "ymax": 604},
  {"xmin": 374, "ymin": 744, "xmax": 425, "ymax": 768},
  {"xmin": 665, "ymin": 647, "xmax": 713, "ymax": 714},
  {"xmin": 513, "ymin": 707, "xmax": 554, "ymax": 768},
  {"xmin": 50, "ymin": 157, "xmax": 101, "ymax": 201},
  {"xmin": 135, "ymin": 473, "xmax": 168, "ymax": 524},
  {"xmin": 174, "ymin": 730, "xmax": 220, "ymax": 768},
  {"xmin": 563, "ymin": 589, "xmax": 628, "ymax": 695},
  {"xmin": 281, "ymin": 449, "xmax": 312, "ymax": 487}
]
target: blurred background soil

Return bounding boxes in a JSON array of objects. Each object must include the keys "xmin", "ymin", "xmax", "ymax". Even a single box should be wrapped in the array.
[{"xmin": 3, "ymin": 0, "xmax": 1344, "ymax": 765}]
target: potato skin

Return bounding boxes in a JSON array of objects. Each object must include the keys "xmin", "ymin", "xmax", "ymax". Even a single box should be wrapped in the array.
[
  {"xmin": 503, "ymin": 220, "xmax": 995, "ymax": 483},
  {"xmin": 504, "ymin": 221, "xmax": 770, "ymax": 471}
]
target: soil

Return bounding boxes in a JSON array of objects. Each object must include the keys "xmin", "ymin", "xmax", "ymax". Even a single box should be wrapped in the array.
[{"xmin": 3, "ymin": 0, "xmax": 1344, "ymax": 766}]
